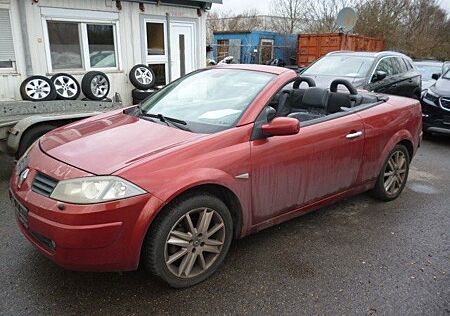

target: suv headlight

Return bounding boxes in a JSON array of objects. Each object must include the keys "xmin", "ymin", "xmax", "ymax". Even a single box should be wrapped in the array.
[
  {"xmin": 424, "ymin": 88, "xmax": 439, "ymax": 104},
  {"xmin": 50, "ymin": 176, "xmax": 146, "ymax": 204}
]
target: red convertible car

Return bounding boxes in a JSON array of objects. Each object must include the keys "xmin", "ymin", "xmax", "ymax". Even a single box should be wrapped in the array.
[{"xmin": 10, "ymin": 65, "xmax": 422, "ymax": 288}]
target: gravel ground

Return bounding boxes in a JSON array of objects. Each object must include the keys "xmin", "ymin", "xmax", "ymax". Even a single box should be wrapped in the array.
[{"xmin": 0, "ymin": 135, "xmax": 449, "ymax": 315}]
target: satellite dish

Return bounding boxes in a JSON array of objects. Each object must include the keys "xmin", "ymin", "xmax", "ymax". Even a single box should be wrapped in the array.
[{"xmin": 336, "ymin": 7, "xmax": 357, "ymax": 33}]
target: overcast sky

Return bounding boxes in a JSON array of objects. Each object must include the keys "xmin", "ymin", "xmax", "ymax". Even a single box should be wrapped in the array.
[{"xmin": 212, "ymin": 0, "xmax": 450, "ymax": 14}]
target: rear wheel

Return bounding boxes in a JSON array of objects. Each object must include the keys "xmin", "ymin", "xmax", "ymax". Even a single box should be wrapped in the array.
[
  {"xmin": 371, "ymin": 144, "xmax": 410, "ymax": 201},
  {"xmin": 142, "ymin": 193, "xmax": 233, "ymax": 288}
]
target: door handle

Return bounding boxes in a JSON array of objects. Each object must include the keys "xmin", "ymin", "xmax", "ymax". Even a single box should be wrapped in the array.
[{"xmin": 346, "ymin": 131, "xmax": 363, "ymax": 139}]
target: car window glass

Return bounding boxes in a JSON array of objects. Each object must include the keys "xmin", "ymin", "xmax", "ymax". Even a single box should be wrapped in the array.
[
  {"xmin": 375, "ymin": 58, "xmax": 394, "ymax": 76},
  {"xmin": 403, "ymin": 58, "xmax": 413, "ymax": 70},
  {"xmin": 302, "ymin": 55, "xmax": 374, "ymax": 77},
  {"xmin": 392, "ymin": 57, "xmax": 407, "ymax": 74},
  {"xmin": 415, "ymin": 64, "xmax": 442, "ymax": 80}
]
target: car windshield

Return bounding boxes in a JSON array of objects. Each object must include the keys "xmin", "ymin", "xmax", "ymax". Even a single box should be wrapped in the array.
[
  {"xmin": 303, "ymin": 55, "xmax": 374, "ymax": 77},
  {"xmin": 415, "ymin": 63, "xmax": 442, "ymax": 80},
  {"xmin": 443, "ymin": 69, "xmax": 450, "ymax": 79},
  {"xmin": 140, "ymin": 68, "xmax": 275, "ymax": 133}
]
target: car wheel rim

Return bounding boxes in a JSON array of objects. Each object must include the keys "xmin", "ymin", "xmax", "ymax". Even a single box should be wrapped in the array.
[
  {"xmin": 54, "ymin": 75, "xmax": 78, "ymax": 98},
  {"xmin": 164, "ymin": 207, "xmax": 225, "ymax": 279},
  {"xmin": 383, "ymin": 150, "xmax": 407, "ymax": 195},
  {"xmin": 135, "ymin": 67, "xmax": 153, "ymax": 85},
  {"xmin": 25, "ymin": 79, "xmax": 51, "ymax": 100},
  {"xmin": 90, "ymin": 75, "xmax": 109, "ymax": 98}
]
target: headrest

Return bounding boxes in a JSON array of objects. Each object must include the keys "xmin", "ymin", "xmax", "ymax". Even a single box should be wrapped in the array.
[{"xmin": 302, "ymin": 88, "xmax": 329, "ymax": 109}]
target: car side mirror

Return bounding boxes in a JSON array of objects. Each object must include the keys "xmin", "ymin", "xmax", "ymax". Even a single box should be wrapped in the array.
[
  {"xmin": 431, "ymin": 73, "xmax": 441, "ymax": 80},
  {"xmin": 261, "ymin": 117, "xmax": 300, "ymax": 137},
  {"xmin": 372, "ymin": 70, "xmax": 387, "ymax": 83}
]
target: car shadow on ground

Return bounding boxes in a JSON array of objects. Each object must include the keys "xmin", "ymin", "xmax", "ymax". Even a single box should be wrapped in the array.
[{"xmin": 13, "ymin": 191, "xmax": 396, "ymax": 313}]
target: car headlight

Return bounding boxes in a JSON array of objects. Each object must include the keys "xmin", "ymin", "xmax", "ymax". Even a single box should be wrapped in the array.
[
  {"xmin": 423, "ymin": 88, "xmax": 439, "ymax": 104},
  {"xmin": 50, "ymin": 176, "xmax": 146, "ymax": 204}
]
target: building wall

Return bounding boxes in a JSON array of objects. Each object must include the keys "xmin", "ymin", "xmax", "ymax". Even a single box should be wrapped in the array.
[
  {"xmin": 213, "ymin": 31, "xmax": 297, "ymax": 65},
  {"xmin": 0, "ymin": 0, "xmax": 208, "ymax": 103}
]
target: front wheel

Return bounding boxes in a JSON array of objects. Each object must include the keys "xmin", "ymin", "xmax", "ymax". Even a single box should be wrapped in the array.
[
  {"xmin": 142, "ymin": 193, "xmax": 233, "ymax": 288},
  {"xmin": 371, "ymin": 144, "xmax": 410, "ymax": 201}
]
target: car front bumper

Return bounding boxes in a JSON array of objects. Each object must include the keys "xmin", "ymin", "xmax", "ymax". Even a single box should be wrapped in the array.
[
  {"xmin": 9, "ymin": 145, "xmax": 163, "ymax": 271},
  {"xmin": 421, "ymin": 98, "xmax": 450, "ymax": 135}
]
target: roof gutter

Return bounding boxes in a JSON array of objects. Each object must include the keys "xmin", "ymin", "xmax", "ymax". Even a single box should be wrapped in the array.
[{"xmin": 119, "ymin": 0, "xmax": 222, "ymax": 9}]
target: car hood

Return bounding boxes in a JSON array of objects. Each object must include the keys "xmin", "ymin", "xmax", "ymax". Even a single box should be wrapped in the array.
[
  {"xmin": 431, "ymin": 78, "xmax": 450, "ymax": 96},
  {"xmin": 421, "ymin": 80, "xmax": 436, "ymax": 90},
  {"xmin": 40, "ymin": 111, "xmax": 204, "ymax": 175},
  {"xmin": 302, "ymin": 74, "xmax": 367, "ymax": 89}
]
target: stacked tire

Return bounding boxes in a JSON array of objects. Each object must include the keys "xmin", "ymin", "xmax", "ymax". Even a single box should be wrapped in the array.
[
  {"xmin": 20, "ymin": 71, "xmax": 110, "ymax": 102},
  {"xmin": 129, "ymin": 64, "xmax": 158, "ymax": 104}
]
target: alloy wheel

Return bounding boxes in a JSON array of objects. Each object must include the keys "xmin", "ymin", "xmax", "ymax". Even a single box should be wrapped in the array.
[
  {"xmin": 164, "ymin": 207, "xmax": 225, "ymax": 278},
  {"xmin": 53, "ymin": 75, "xmax": 78, "ymax": 99},
  {"xmin": 383, "ymin": 150, "xmax": 407, "ymax": 195},
  {"xmin": 25, "ymin": 79, "xmax": 51, "ymax": 100},
  {"xmin": 90, "ymin": 75, "xmax": 109, "ymax": 98},
  {"xmin": 135, "ymin": 67, "xmax": 154, "ymax": 85}
]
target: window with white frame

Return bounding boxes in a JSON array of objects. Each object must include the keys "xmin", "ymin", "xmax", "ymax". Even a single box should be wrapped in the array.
[
  {"xmin": 0, "ymin": 9, "xmax": 16, "ymax": 70},
  {"xmin": 45, "ymin": 20, "xmax": 118, "ymax": 71},
  {"xmin": 145, "ymin": 19, "xmax": 168, "ymax": 84}
]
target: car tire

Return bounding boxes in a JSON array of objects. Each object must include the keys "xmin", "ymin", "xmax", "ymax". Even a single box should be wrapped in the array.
[
  {"xmin": 20, "ymin": 76, "xmax": 57, "ymax": 101},
  {"xmin": 370, "ymin": 144, "xmax": 410, "ymax": 201},
  {"xmin": 81, "ymin": 71, "xmax": 110, "ymax": 101},
  {"xmin": 132, "ymin": 88, "xmax": 157, "ymax": 103},
  {"xmin": 142, "ymin": 192, "xmax": 233, "ymax": 288},
  {"xmin": 129, "ymin": 64, "xmax": 156, "ymax": 90},
  {"xmin": 16, "ymin": 124, "xmax": 55, "ymax": 159},
  {"xmin": 51, "ymin": 73, "xmax": 81, "ymax": 100}
]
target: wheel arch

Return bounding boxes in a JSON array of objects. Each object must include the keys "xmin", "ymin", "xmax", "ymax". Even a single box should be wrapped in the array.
[
  {"xmin": 151, "ymin": 183, "xmax": 244, "ymax": 240},
  {"xmin": 398, "ymin": 138, "xmax": 414, "ymax": 161},
  {"xmin": 133, "ymin": 181, "xmax": 245, "ymax": 270}
]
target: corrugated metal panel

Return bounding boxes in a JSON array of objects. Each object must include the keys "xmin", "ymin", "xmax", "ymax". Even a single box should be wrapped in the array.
[
  {"xmin": 0, "ymin": 9, "xmax": 15, "ymax": 61},
  {"xmin": 298, "ymin": 33, "xmax": 385, "ymax": 67}
]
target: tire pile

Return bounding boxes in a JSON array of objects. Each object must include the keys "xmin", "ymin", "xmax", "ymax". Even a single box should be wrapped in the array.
[
  {"xmin": 20, "ymin": 71, "xmax": 111, "ymax": 102},
  {"xmin": 129, "ymin": 64, "xmax": 161, "ymax": 104}
]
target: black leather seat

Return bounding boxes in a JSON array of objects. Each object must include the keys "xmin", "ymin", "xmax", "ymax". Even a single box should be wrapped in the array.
[
  {"xmin": 288, "ymin": 88, "xmax": 329, "ymax": 122},
  {"xmin": 327, "ymin": 92, "xmax": 351, "ymax": 114}
]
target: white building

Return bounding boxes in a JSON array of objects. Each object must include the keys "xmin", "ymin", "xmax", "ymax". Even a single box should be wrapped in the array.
[{"xmin": 0, "ymin": 0, "xmax": 221, "ymax": 103}]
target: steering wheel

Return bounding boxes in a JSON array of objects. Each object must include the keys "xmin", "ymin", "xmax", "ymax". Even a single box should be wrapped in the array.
[
  {"xmin": 330, "ymin": 79, "xmax": 358, "ymax": 95},
  {"xmin": 293, "ymin": 76, "xmax": 316, "ymax": 89}
]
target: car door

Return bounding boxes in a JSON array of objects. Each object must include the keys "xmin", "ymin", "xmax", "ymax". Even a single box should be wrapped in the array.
[
  {"xmin": 401, "ymin": 58, "xmax": 422, "ymax": 98},
  {"xmin": 250, "ymin": 112, "xmax": 365, "ymax": 224},
  {"xmin": 366, "ymin": 57, "xmax": 404, "ymax": 96}
]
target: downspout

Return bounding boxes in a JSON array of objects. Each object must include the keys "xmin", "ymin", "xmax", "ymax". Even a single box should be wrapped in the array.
[
  {"xmin": 17, "ymin": 1, "xmax": 32, "ymax": 76},
  {"xmin": 166, "ymin": 12, "xmax": 172, "ymax": 83}
]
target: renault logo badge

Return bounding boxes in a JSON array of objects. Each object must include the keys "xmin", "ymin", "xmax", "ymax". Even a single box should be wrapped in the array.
[{"xmin": 18, "ymin": 168, "xmax": 29, "ymax": 189}]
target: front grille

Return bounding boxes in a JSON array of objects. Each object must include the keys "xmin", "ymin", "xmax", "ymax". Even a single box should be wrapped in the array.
[
  {"xmin": 440, "ymin": 97, "xmax": 450, "ymax": 111},
  {"xmin": 32, "ymin": 172, "xmax": 58, "ymax": 197}
]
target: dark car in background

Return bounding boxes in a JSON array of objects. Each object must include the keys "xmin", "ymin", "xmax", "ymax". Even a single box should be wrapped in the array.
[
  {"xmin": 413, "ymin": 60, "xmax": 447, "ymax": 91},
  {"xmin": 302, "ymin": 51, "xmax": 422, "ymax": 99},
  {"xmin": 421, "ymin": 68, "xmax": 450, "ymax": 135}
]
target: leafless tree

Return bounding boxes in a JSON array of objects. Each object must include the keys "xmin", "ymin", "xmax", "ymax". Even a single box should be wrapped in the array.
[{"xmin": 270, "ymin": 0, "xmax": 305, "ymax": 34}]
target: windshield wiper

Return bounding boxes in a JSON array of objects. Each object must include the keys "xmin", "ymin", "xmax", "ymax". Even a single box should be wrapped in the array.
[{"xmin": 139, "ymin": 110, "xmax": 190, "ymax": 131}]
